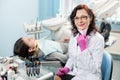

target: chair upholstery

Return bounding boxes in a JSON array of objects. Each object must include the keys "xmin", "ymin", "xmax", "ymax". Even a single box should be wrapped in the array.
[{"xmin": 101, "ymin": 52, "xmax": 113, "ymax": 80}]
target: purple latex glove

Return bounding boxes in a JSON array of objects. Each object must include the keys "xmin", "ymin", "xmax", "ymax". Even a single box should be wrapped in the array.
[
  {"xmin": 77, "ymin": 35, "xmax": 87, "ymax": 51},
  {"xmin": 57, "ymin": 67, "xmax": 69, "ymax": 76}
]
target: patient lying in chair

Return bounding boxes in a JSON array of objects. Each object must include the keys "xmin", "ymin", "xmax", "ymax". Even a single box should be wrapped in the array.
[{"xmin": 13, "ymin": 37, "xmax": 69, "ymax": 65}]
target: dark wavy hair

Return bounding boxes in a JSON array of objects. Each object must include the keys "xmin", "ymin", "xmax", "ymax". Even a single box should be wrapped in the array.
[
  {"xmin": 13, "ymin": 38, "xmax": 33, "ymax": 58},
  {"xmin": 69, "ymin": 4, "xmax": 97, "ymax": 36}
]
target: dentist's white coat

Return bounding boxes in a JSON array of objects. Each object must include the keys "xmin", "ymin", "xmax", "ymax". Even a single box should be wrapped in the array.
[{"xmin": 65, "ymin": 32, "xmax": 104, "ymax": 80}]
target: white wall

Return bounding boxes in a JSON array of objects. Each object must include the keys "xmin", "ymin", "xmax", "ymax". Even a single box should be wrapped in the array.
[{"xmin": 0, "ymin": 0, "xmax": 39, "ymax": 56}]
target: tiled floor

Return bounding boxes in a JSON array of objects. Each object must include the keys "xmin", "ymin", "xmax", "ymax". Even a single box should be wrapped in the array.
[{"xmin": 112, "ymin": 59, "xmax": 120, "ymax": 80}]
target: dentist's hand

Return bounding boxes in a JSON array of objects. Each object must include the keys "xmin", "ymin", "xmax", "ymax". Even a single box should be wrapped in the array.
[
  {"xmin": 57, "ymin": 67, "xmax": 69, "ymax": 76},
  {"xmin": 77, "ymin": 35, "xmax": 87, "ymax": 51}
]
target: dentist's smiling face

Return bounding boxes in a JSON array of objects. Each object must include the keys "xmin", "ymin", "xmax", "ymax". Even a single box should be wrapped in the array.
[{"xmin": 74, "ymin": 9, "xmax": 92, "ymax": 30}]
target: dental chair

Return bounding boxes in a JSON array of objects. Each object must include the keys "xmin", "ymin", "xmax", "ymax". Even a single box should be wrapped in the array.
[{"xmin": 101, "ymin": 52, "xmax": 113, "ymax": 80}]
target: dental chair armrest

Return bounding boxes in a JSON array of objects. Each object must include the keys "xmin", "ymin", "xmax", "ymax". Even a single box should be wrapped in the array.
[{"xmin": 40, "ymin": 60, "xmax": 61, "ymax": 64}]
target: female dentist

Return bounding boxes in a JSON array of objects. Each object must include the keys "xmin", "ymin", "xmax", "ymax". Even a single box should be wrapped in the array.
[{"xmin": 54, "ymin": 4, "xmax": 104, "ymax": 80}]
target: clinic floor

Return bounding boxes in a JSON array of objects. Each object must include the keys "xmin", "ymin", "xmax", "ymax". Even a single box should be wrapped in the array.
[{"xmin": 105, "ymin": 31, "xmax": 120, "ymax": 80}]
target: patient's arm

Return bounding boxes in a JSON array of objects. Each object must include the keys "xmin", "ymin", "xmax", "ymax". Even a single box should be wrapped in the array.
[{"xmin": 59, "ymin": 38, "xmax": 70, "ymax": 43}]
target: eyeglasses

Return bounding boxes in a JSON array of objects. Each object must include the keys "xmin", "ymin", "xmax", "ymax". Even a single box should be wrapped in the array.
[{"xmin": 74, "ymin": 15, "xmax": 89, "ymax": 21}]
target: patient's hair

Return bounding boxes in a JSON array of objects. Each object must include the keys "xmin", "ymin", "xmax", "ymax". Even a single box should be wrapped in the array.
[{"xmin": 14, "ymin": 38, "xmax": 33, "ymax": 58}]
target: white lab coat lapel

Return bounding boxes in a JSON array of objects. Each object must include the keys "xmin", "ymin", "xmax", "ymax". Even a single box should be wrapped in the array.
[{"xmin": 65, "ymin": 32, "xmax": 104, "ymax": 80}]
